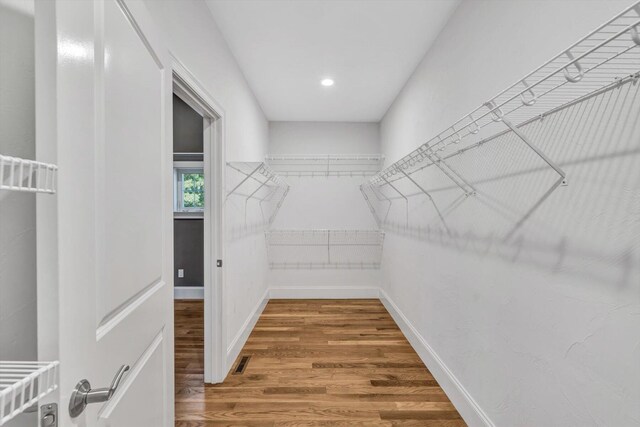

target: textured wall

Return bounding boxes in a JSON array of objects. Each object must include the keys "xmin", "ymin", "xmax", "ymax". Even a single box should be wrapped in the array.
[{"xmin": 379, "ymin": 1, "xmax": 639, "ymax": 426}]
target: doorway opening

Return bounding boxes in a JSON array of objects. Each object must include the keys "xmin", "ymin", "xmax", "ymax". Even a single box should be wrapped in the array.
[
  {"xmin": 173, "ymin": 94, "xmax": 205, "ymax": 295},
  {"xmin": 172, "ymin": 66, "xmax": 225, "ymax": 387}
]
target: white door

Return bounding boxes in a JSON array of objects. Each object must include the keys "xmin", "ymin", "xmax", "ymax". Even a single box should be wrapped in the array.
[{"xmin": 35, "ymin": 0, "xmax": 174, "ymax": 425}]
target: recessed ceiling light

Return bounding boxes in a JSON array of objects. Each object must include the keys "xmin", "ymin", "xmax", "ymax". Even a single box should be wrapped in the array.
[{"xmin": 321, "ymin": 78, "xmax": 334, "ymax": 87}]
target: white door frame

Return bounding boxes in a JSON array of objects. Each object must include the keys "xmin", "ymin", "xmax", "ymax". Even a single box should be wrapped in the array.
[{"xmin": 171, "ymin": 57, "xmax": 226, "ymax": 383}]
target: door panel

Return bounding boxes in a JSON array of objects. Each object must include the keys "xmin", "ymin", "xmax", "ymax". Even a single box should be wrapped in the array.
[
  {"xmin": 35, "ymin": 0, "xmax": 173, "ymax": 425},
  {"xmin": 98, "ymin": 330, "xmax": 167, "ymax": 426},
  {"xmin": 99, "ymin": 0, "xmax": 164, "ymax": 323}
]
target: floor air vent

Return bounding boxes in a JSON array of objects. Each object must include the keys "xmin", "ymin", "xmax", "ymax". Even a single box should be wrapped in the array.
[{"xmin": 233, "ymin": 355, "xmax": 251, "ymax": 375}]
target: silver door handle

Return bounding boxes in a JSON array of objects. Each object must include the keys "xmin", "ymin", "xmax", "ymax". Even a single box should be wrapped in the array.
[{"xmin": 69, "ymin": 365, "xmax": 130, "ymax": 418}]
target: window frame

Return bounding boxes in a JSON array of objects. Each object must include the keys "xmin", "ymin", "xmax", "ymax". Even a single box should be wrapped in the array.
[{"xmin": 173, "ymin": 161, "xmax": 205, "ymax": 213}]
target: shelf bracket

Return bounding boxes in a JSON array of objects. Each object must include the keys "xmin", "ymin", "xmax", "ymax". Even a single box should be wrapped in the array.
[
  {"xmin": 268, "ymin": 186, "xmax": 289, "ymax": 225},
  {"xmin": 500, "ymin": 117, "xmax": 567, "ymax": 186},
  {"xmin": 360, "ymin": 185, "xmax": 381, "ymax": 227},
  {"xmin": 632, "ymin": 5, "xmax": 640, "ymax": 45},
  {"xmin": 381, "ymin": 176, "xmax": 409, "ymax": 227},
  {"xmin": 368, "ymin": 183, "xmax": 393, "ymax": 224},
  {"xmin": 484, "ymin": 101, "xmax": 568, "ymax": 240},
  {"xmin": 226, "ymin": 163, "xmax": 263, "ymax": 198},
  {"xmin": 395, "ymin": 166, "xmax": 450, "ymax": 234},
  {"xmin": 423, "ymin": 148, "xmax": 477, "ymax": 196}
]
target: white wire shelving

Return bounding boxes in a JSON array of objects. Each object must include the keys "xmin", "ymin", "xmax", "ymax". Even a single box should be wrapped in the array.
[
  {"xmin": 226, "ymin": 162, "xmax": 290, "ymax": 229},
  {"xmin": 265, "ymin": 229, "xmax": 385, "ymax": 269},
  {"xmin": 0, "ymin": 156, "xmax": 59, "ymax": 421},
  {"xmin": 0, "ymin": 155, "xmax": 57, "ymax": 194},
  {"xmin": 363, "ymin": 3, "xmax": 640, "ymax": 239},
  {"xmin": 265, "ymin": 154, "xmax": 384, "ymax": 177},
  {"xmin": 1, "ymin": 153, "xmax": 59, "ymax": 425},
  {"xmin": 0, "ymin": 361, "xmax": 59, "ymax": 426}
]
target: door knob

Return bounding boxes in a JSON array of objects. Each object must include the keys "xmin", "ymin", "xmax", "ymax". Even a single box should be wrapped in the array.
[{"xmin": 69, "ymin": 365, "xmax": 130, "ymax": 418}]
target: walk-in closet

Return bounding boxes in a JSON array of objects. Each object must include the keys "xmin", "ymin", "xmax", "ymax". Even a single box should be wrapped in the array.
[{"xmin": 1, "ymin": 0, "xmax": 638, "ymax": 426}]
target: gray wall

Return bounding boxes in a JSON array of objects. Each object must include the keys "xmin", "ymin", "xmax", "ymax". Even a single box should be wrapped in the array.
[
  {"xmin": 0, "ymin": 1, "xmax": 37, "ymax": 426},
  {"xmin": 173, "ymin": 94, "xmax": 203, "ymax": 153},
  {"xmin": 173, "ymin": 219, "xmax": 204, "ymax": 286}
]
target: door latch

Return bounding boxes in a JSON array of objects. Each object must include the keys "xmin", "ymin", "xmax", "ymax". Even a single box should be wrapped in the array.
[
  {"xmin": 24, "ymin": 402, "xmax": 57, "ymax": 426},
  {"xmin": 217, "ymin": 259, "xmax": 223, "ymax": 267},
  {"xmin": 41, "ymin": 403, "xmax": 57, "ymax": 427}
]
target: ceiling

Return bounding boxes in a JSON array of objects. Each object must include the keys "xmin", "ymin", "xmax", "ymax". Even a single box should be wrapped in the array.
[{"xmin": 205, "ymin": 0, "xmax": 460, "ymax": 122}]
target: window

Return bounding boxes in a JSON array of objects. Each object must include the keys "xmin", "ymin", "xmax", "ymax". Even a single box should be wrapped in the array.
[{"xmin": 174, "ymin": 163, "xmax": 204, "ymax": 212}]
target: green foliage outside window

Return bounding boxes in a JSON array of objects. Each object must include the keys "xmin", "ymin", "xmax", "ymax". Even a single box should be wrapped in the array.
[{"xmin": 182, "ymin": 173, "xmax": 204, "ymax": 208}]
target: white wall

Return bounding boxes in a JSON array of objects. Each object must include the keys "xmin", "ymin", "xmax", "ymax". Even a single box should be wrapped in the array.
[
  {"xmin": 0, "ymin": 1, "xmax": 37, "ymax": 426},
  {"xmin": 143, "ymin": 0, "xmax": 270, "ymax": 370},
  {"xmin": 379, "ymin": 1, "xmax": 639, "ymax": 426},
  {"xmin": 269, "ymin": 121, "xmax": 381, "ymax": 155},
  {"xmin": 268, "ymin": 122, "xmax": 381, "ymax": 292},
  {"xmin": 270, "ymin": 121, "xmax": 380, "ymax": 229}
]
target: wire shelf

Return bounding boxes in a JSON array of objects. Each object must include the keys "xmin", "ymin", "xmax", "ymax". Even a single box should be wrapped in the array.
[
  {"xmin": 0, "ymin": 361, "xmax": 59, "ymax": 425},
  {"xmin": 226, "ymin": 162, "xmax": 289, "ymax": 231},
  {"xmin": 364, "ymin": 3, "xmax": 640, "ymax": 239},
  {"xmin": 265, "ymin": 154, "xmax": 385, "ymax": 177},
  {"xmin": 0, "ymin": 155, "xmax": 57, "ymax": 194},
  {"xmin": 371, "ymin": 3, "xmax": 640, "ymax": 185},
  {"xmin": 363, "ymin": 60, "xmax": 640, "ymax": 241},
  {"xmin": 265, "ymin": 229, "xmax": 385, "ymax": 269}
]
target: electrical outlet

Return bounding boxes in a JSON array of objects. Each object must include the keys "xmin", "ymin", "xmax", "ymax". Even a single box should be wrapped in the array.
[{"xmin": 178, "ymin": 269, "xmax": 184, "ymax": 278}]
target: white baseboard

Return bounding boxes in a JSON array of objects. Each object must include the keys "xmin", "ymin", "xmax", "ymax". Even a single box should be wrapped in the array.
[
  {"xmin": 379, "ymin": 289, "xmax": 494, "ymax": 427},
  {"xmin": 173, "ymin": 286, "xmax": 204, "ymax": 299},
  {"xmin": 269, "ymin": 286, "xmax": 380, "ymax": 299},
  {"xmin": 226, "ymin": 287, "xmax": 269, "ymax": 370}
]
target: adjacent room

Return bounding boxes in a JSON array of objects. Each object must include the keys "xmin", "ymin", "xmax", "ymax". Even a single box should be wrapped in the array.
[{"xmin": 0, "ymin": 0, "xmax": 638, "ymax": 426}]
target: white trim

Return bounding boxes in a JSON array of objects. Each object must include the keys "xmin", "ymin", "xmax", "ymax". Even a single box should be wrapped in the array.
[
  {"xmin": 171, "ymin": 55, "xmax": 227, "ymax": 384},
  {"xmin": 379, "ymin": 289, "xmax": 495, "ymax": 427},
  {"xmin": 173, "ymin": 164, "xmax": 204, "ymax": 213},
  {"xmin": 173, "ymin": 286, "xmax": 204, "ymax": 300},
  {"xmin": 269, "ymin": 286, "xmax": 380, "ymax": 299},
  {"xmin": 173, "ymin": 213, "xmax": 204, "ymax": 220},
  {"xmin": 97, "ymin": 279, "xmax": 165, "ymax": 340},
  {"xmin": 226, "ymin": 288, "xmax": 269, "ymax": 370},
  {"xmin": 173, "ymin": 161, "xmax": 204, "ymax": 168}
]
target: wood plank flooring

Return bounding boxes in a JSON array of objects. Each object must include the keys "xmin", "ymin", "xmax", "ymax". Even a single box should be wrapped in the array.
[{"xmin": 175, "ymin": 299, "xmax": 465, "ymax": 426}]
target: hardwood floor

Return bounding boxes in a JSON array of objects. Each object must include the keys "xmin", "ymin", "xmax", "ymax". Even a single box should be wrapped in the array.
[{"xmin": 175, "ymin": 299, "xmax": 465, "ymax": 426}]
